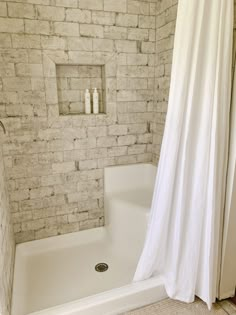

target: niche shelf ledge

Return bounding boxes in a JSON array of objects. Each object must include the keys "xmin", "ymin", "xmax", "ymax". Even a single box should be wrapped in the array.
[{"xmin": 56, "ymin": 64, "xmax": 106, "ymax": 116}]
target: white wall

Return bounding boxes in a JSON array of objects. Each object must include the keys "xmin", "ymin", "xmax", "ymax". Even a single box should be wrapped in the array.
[
  {"xmin": 219, "ymin": 65, "xmax": 236, "ymax": 299},
  {"xmin": 0, "ymin": 142, "xmax": 15, "ymax": 315}
]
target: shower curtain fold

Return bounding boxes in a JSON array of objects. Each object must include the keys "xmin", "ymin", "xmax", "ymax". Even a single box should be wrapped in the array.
[{"xmin": 133, "ymin": 0, "xmax": 233, "ymax": 308}]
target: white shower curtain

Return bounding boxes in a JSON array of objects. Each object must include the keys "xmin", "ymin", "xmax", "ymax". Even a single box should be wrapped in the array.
[{"xmin": 134, "ymin": 0, "xmax": 233, "ymax": 308}]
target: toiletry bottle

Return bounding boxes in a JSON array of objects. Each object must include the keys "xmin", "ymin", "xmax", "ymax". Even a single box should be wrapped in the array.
[
  {"xmin": 85, "ymin": 89, "xmax": 91, "ymax": 114},
  {"xmin": 93, "ymin": 88, "xmax": 99, "ymax": 114}
]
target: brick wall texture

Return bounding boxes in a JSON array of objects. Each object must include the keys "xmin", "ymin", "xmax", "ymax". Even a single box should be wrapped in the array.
[
  {"xmin": 0, "ymin": 0, "xmax": 161, "ymax": 244},
  {"xmin": 152, "ymin": 0, "xmax": 178, "ymax": 163}
]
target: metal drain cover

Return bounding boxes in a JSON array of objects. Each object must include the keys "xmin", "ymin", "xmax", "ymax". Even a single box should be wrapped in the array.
[{"xmin": 95, "ymin": 263, "xmax": 109, "ymax": 272}]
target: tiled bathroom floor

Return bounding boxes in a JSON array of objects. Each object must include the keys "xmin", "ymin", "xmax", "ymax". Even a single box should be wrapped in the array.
[{"xmin": 124, "ymin": 298, "xmax": 236, "ymax": 315}]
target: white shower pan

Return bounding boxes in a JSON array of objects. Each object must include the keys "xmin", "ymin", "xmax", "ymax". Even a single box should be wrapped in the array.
[{"xmin": 11, "ymin": 163, "xmax": 166, "ymax": 315}]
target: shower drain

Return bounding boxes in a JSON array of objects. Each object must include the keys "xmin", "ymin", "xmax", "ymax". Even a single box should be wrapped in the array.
[{"xmin": 95, "ymin": 263, "xmax": 109, "ymax": 272}]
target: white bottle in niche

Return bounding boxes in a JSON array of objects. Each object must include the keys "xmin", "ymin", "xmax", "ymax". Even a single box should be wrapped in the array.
[
  {"xmin": 93, "ymin": 88, "xmax": 99, "ymax": 114},
  {"xmin": 85, "ymin": 89, "xmax": 91, "ymax": 114}
]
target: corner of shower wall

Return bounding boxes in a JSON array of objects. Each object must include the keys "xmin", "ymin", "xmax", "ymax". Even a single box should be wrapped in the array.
[
  {"xmin": 152, "ymin": 0, "xmax": 178, "ymax": 165},
  {"xmin": 0, "ymin": 145, "xmax": 15, "ymax": 315}
]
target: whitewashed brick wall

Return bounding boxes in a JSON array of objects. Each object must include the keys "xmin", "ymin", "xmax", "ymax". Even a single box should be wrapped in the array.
[
  {"xmin": 0, "ymin": 144, "xmax": 15, "ymax": 315},
  {"xmin": 152, "ymin": 0, "xmax": 178, "ymax": 163},
  {"xmin": 0, "ymin": 0, "xmax": 157, "ymax": 243}
]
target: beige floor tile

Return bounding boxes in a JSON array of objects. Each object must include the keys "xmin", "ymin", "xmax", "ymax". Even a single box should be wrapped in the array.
[
  {"xmin": 124, "ymin": 298, "xmax": 227, "ymax": 315},
  {"xmin": 218, "ymin": 300, "xmax": 236, "ymax": 314}
]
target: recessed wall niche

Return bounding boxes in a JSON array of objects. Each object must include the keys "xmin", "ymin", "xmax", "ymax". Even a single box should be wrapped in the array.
[{"xmin": 56, "ymin": 64, "xmax": 106, "ymax": 115}]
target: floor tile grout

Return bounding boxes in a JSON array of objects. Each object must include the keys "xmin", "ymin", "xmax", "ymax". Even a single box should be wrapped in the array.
[{"xmin": 124, "ymin": 298, "xmax": 236, "ymax": 315}]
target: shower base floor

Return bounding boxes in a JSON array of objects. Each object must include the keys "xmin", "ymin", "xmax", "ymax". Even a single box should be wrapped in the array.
[
  {"xmin": 12, "ymin": 227, "xmax": 137, "ymax": 315},
  {"xmin": 12, "ymin": 163, "xmax": 166, "ymax": 315}
]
